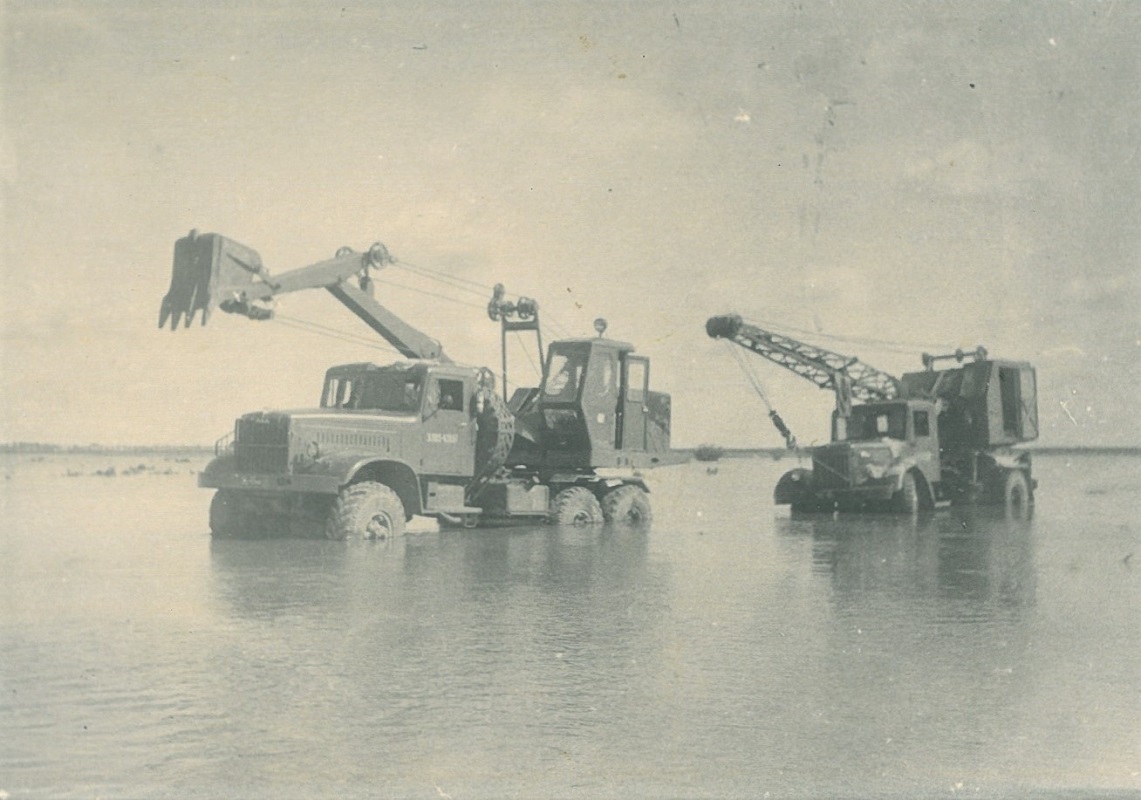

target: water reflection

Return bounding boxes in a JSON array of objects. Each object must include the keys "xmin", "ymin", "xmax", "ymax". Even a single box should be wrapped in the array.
[
  {"xmin": 208, "ymin": 522, "xmax": 665, "ymax": 644},
  {"xmin": 205, "ymin": 522, "xmax": 673, "ymax": 767},
  {"xmin": 777, "ymin": 510, "xmax": 1037, "ymax": 621},
  {"xmin": 207, "ymin": 538, "xmax": 355, "ymax": 620}
]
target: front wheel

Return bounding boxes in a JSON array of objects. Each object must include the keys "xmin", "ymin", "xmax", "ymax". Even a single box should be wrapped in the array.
[
  {"xmin": 601, "ymin": 485, "xmax": 652, "ymax": 524},
  {"xmin": 892, "ymin": 471, "xmax": 921, "ymax": 515},
  {"xmin": 1002, "ymin": 470, "xmax": 1032, "ymax": 519},
  {"xmin": 549, "ymin": 487, "xmax": 604, "ymax": 526},
  {"xmin": 326, "ymin": 481, "xmax": 407, "ymax": 540},
  {"xmin": 209, "ymin": 490, "xmax": 243, "ymax": 538}
]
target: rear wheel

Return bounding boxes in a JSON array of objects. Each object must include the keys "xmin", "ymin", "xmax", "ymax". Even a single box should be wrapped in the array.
[
  {"xmin": 326, "ymin": 481, "xmax": 407, "ymax": 540},
  {"xmin": 892, "ymin": 471, "xmax": 921, "ymax": 515},
  {"xmin": 549, "ymin": 487, "xmax": 604, "ymax": 526},
  {"xmin": 601, "ymin": 485, "xmax": 652, "ymax": 524}
]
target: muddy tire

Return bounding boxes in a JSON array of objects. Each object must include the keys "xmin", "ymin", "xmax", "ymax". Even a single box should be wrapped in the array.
[
  {"xmin": 209, "ymin": 490, "xmax": 243, "ymax": 538},
  {"xmin": 549, "ymin": 487, "xmax": 604, "ymax": 526},
  {"xmin": 601, "ymin": 485, "xmax": 652, "ymax": 524},
  {"xmin": 892, "ymin": 470, "xmax": 921, "ymax": 515},
  {"xmin": 326, "ymin": 481, "xmax": 406, "ymax": 540},
  {"xmin": 1003, "ymin": 470, "xmax": 1032, "ymax": 519}
]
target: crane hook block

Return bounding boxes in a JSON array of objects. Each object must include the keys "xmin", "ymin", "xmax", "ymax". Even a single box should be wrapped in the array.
[{"xmin": 769, "ymin": 410, "xmax": 797, "ymax": 450}]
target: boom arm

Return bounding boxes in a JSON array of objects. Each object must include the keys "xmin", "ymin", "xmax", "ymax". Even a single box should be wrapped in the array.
[
  {"xmin": 158, "ymin": 230, "xmax": 450, "ymax": 362},
  {"xmin": 706, "ymin": 314, "xmax": 899, "ymax": 414}
]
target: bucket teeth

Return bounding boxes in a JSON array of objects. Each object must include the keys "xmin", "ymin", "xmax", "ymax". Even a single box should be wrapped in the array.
[{"xmin": 158, "ymin": 232, "xmax": 262, "ymax": 330}]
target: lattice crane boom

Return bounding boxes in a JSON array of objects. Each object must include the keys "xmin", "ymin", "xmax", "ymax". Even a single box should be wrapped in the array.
[{"xmin": 706, "ymin": 314, "xmax": 901, "ymax": 415}]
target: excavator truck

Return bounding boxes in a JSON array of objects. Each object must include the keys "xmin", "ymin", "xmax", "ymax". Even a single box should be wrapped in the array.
[
  {"xmin": 160, "ymin": 230, "xmax": 680, "ymax": 539},
  {"xmin": 707, "ymin": 314, "xmax": 1038, "ymax": 516}
]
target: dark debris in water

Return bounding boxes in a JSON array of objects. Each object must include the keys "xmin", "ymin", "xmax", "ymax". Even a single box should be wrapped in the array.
[{"xmin": 65, "ymin": 463, "xmax": 187, "ymax": 478}]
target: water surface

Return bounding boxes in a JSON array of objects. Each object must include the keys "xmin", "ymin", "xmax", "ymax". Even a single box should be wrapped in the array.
[{"xmin": 1, "ymin": 452, "xmax": 1138, "ymax": 798}]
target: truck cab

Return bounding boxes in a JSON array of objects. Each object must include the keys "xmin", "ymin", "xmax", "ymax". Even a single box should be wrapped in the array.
[
  {"xmin": 200, "ymin": 361, "xmax": 488, "ymax": 525},
  {"xmin": 320, "ymin": 362, "xmax": 479, "ymax": 479},
  {"xmin": 800, "ymin": 398, "xmax": 941, "ymax": 511}
]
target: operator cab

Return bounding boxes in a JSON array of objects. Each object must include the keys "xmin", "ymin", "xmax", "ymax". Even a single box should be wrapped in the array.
[
  {"xmin": 538, "ymin": 338, "xmax": 644, "ymax": 460},
  {"xmin": 506, "ymin": 333, "xmax": 671, "ymax": 469}
]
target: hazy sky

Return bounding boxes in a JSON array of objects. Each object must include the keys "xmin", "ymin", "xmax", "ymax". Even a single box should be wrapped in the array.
[{"xmin": 3, "ymin": 1, "xmax": 1138, "ymax": 448}]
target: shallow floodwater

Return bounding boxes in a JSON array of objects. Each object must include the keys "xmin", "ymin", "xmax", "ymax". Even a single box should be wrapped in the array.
[{"xmin": 1, "ymin": 452, "xmax": 1138, "ymax": 798}]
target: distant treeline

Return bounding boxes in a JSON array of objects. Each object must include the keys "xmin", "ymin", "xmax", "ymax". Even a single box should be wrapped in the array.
[
  {"xmin": 1022, "ymin": 446, "xmax": 1141, "ymax": 456},
  {"xmin": 687, "ymin": 446, "xmax": 794, "ymax": 461},
  {"xmin": 679, "ymin": 444, "xmax": 1141, "ymax": 461},
  {"xmin": 1, "ymin": 442, "xmax": 213, "ymax": 455}
]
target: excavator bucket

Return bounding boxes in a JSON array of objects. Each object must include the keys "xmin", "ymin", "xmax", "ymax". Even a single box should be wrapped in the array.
[{"xmin": 158, "ymin": 231, "xmax": 267, "ymax": 329}]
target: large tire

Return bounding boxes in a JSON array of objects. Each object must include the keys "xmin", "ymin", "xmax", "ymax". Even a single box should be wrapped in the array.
[
  {"xmin": 601, "ymin": 485, "xmax": 652, "ymax": 524},
  {"xmin": 1003, "ymin": 470, "xmax": 1032, "ymax": 519},
  {"xmin": 209, "ymin": 490, "xmax": 242, "ymax": 538},
  {"xmin": 549, "ymin": 487, "xmax": 604, "ymax": 526},
  {"xmin": 892, "ymin": 470, "xmax": 921, "ymax": 515},
  {"xmin": 326, "ymin": 481, "xmax": 407, "ymax": 540}
]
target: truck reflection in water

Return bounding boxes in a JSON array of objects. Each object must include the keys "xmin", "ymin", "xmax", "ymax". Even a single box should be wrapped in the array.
[
  {"xmin": 207, "ymin": 522, "xmax": 666, "ymax": 630},
  {"xmin": 777, "ymin": 509, "xmax": 1037, "ymax": 620},
  {"xmin": 206, "ymin": 523, "xmax": 672, "ymax": 750}
]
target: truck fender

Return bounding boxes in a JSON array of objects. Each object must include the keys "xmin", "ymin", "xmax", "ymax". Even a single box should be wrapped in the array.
[
  {"xmin": 892, "ymin": 463, "xmax": 935, "ymax": 509},
  {"xmin": 198, "ymin": 451, "xmax": 237, "ymax": 487},
  {"xmin": 774, "ymin": 468, "xmax": 813, "ymax": 505},
  {"xmin": 313, "ymin": 455, "xmax": 424, "ymax": 517},
  {"xmin": 612, "ymin": 476, "xmax": 650, "ymax": 494},
  {"xmin": 552, "ymin": 474, "xmax": 649, "ymax": 495},
  {"xmin": 989, "ymin": 451, "xmax": 1029, "ymax": 471}
]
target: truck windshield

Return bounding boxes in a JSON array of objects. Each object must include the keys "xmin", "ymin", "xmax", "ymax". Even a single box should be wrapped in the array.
[
  {"xmin": 323, "ymin": 371, "xmax": 423, "ymax": 413},
  {"xmin": 844, "ymin": 404, "xmax": 908, "ymax": 441}
]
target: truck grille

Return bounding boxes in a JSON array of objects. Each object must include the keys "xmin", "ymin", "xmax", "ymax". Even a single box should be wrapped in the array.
[
  {"xmin": 235, "ymin": 415, "xmax": 291, "ymax": 473},
  {"xmin": 812, "ymin": 446, "xmax": 852, "ymax": 489}
]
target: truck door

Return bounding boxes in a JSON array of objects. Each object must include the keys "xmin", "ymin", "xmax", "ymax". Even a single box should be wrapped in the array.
[
  {"xmin": 420, "ymin": 376, "xmax": 475, "ymax": 477},
  {"xmin": 911, "ymin": 406, "xmax": 941, "ymax": 483},
  {"xmin": 619, "ymin": 356, "xmax": 649, "ymax": 451}
]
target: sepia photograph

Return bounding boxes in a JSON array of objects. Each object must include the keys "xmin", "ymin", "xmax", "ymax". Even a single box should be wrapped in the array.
[{"xmin": 2, "ymin": 2, "xmax": 1138, "ymax": 797}]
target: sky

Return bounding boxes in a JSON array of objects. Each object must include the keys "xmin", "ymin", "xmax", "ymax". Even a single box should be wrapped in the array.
[{"xmin": 2, "ymin": 1, "xmax": 1138, "ymax": 448}]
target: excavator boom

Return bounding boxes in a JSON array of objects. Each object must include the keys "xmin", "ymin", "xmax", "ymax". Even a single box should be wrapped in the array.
[{"xmin": 158, "ymin": 230, "xmax": 448, "ymax": 362}]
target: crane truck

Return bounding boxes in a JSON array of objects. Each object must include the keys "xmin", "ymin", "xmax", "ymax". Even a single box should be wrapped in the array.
[
  {"xmin": 159, "ymin": 230, "xmax": 680, "ymax": 539},
  {"xmin": 706, "ymin": 314, "xmax": 1038, "ymax": 516}
]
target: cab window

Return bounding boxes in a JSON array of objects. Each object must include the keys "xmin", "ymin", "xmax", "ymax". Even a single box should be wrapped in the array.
[
  {"xmin": 847, "ymin": 404, "xmax": 908, "ymax": 441},
  {"xmin": 626, "ymin": 360, "xmax": 646, "ymax": 403},
  {"xmin": 543, "ymin": 345, "xmax": 589, "ymax": 402},
  {"xmin": 431, "ymin": 378, "xmax": 465, "ymax": 412}
]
